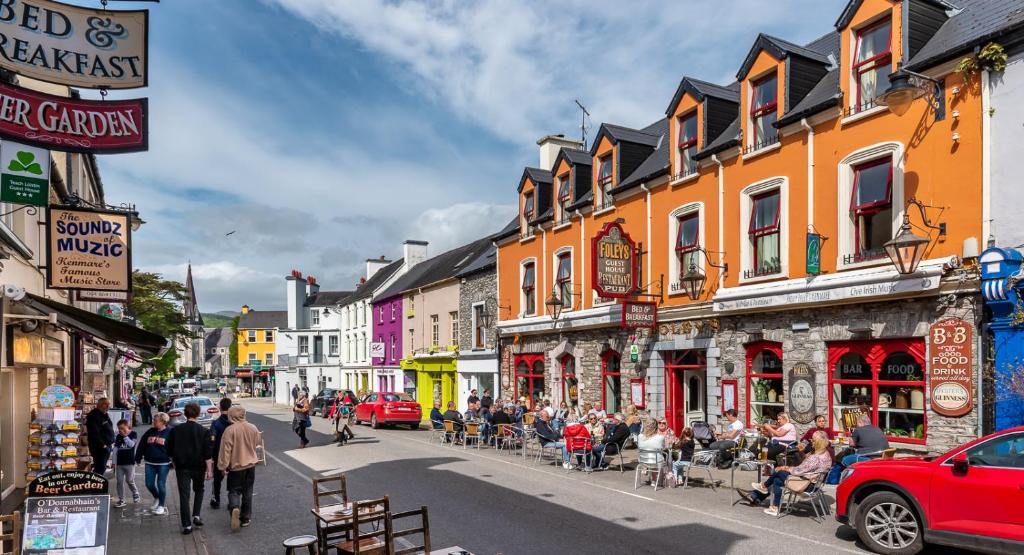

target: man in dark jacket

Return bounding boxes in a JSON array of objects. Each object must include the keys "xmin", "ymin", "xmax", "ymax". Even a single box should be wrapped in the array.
[
  {"xmin": 138, "ymin": 388, "xmax": 154, "ymax": 425},
  {"xmin": 480, "ymin": 389, "xmax": 493, "ymax": 411},
  {"xmin": 534, "ymin": 411, "xmax": 570, "ymax": 468},
  {"xmin": 167, "ymin": 403, "xmax": 214, "ymax": 535},
  {"xmin": 442, "ymin": 401, "xmax": 464, "ymax": 433},
  {"xmin": 209, "ymin": 397, "xmax": 232, "ymax": 509},
  {"xmin": 600, "ymin": 413, "xmax": 630, "ymax": 463},
  {"xmin": 86, "ymin": 398, "xmax": 115, "ymax": 475},
  {"xmin": 429, "ymin": 402, "xmax": 444, "ymax": 429}
]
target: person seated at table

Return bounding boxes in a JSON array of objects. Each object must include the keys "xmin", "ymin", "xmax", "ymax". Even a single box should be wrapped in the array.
[
  {"xmin": 482, "ymin": 404, "xmax": 498, "ymax": 445},
  {"xmin": 797, "ymin": 415, "xmax": 835, "ymax": 457},
  {"xmin": 761, "ymin": 412, "xmax": 798, "ymax": 463},
  {"xmin": 583, "ymin": 413, "xmax": 605, "ymax": 444},
  {"xmin": 429, "ymin": 402, "xmax": 444, "ymax": 430},
  {"xmin": 670, "ymin": 427, "xmax": 696, "ymax": 486},
  {"xmin": 563, "ymin": 421, "xmax": 594, "ymax": 469},
  {"xmin": 625, "ymin": 405, "xmax": 643, "ymax": 436},
  {"xmin": 710, "ymin": 409, "xmax": 745, "ymax": 469},
  {"xmin": 555, "ymin": 402, "xmax": 570, "ymax": 424},
  {"xmin": 840, "ymin": 414, "xmax": 889, "ymax": 468},
  {"xmin": 595, "ymin": 413, "xmax": 630, "ymax": 469},
  {"xmin": 534, "ymin": 410, "xmax": 572, "ymax": 469},
  {"xmin": 442, "ymin": 401, "xmax": 464, "ymax": 442},
  {"xmin": 740, "ymin": 431, "xmax": 833, "ymax": 516},
  {"xmin": 464, "ymin": 400, "xmax": 481, "ymax": 422},
  {"xmin": 636, "ymin": 421, "xmax": 669, "ymax": 487},
  {"xmin": 515, "ymin": 398, "xmax": 527, "ymax": 420},
  {"xmin": 656, "ymin": 418, "xmax": 679, "ymax": 449},
  {"xmin": 588, "ymin": 403, "xmax": 607, "ymax": 420},
  {"xmin": 578, "ymin": 402, "xmax": 593, "ymax": 420}
]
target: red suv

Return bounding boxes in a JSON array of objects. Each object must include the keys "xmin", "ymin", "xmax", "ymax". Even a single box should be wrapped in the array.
[
  {"xmin": 353, "ymin": 392, "xmax": 422, "ymax": 429},
  {"xmin": 836, "ymin": 426, "xmax": 1024, "ymax": 555}
]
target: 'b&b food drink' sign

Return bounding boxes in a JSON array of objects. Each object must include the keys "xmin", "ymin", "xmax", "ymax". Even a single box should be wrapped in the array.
[{"xmin": 928, "ymin": 318, "xmax": 973, "ymax": 417}]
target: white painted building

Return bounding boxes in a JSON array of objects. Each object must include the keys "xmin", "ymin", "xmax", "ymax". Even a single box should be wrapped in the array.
[{"xmin": 988, "ymin": 51, "xmax": 1024, "ymax": 249}]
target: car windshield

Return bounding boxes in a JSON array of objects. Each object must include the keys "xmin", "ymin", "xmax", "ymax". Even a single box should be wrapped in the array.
[{"xmin": 383, "ymin": 393, "xmax": 414, "ymax": 402}]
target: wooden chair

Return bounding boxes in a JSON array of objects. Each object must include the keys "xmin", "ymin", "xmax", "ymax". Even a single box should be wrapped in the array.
[
  {"xmin": 332, "ymin": 497, "xmax": 392, "ymax": 555},
  {"xmin": 881, "ymin": 448, "xmax": 897, "ymax": 460},
  {"xmin": 522, "ymin": 412, "xmax": 536, "ymax": 427},
  {"xmin": 313, "ymin": 475, "xmax": 349, "ymax": 553},
  {"xmin": 390, "ymin": 506, "xmax": 430, "ymax": 555},
  {"xmin": 0, "ymin": 512, "xmax": 21, "ymax": 555}
]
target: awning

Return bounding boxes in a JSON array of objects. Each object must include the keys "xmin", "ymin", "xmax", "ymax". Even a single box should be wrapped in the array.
[
  {"xmin": 235, "ymin": 371, "xmax": 253, "ymax": 378},
  {"xmin": 22, "ymin": 293, "xmax": 167, "ymax": 354}
]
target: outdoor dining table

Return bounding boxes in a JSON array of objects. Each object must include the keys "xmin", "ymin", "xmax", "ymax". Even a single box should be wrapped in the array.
[{"xmin": 310, "ymin": 501, "xmax": 383, "ymax": 554}]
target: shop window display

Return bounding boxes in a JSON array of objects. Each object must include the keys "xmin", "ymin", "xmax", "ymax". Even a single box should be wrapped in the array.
[
  {"xmin": 746, "ymin": 341, "xmax": 784, "ymax": 425},
  {"xmin": 515, "ymin": 355, "xmax": 545, "ymax": 409}
]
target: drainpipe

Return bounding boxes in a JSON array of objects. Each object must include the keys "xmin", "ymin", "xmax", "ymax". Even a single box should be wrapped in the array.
[
  {"xmin": 541, "ymin": 227, "xmax": 548, "ymax": 317},
  {"xmin": 711, "ymin": 154, "xmax": 725, "ymax": 289},
  {"xmin": 641, "ymin": 183, "xmax": 652, "ymax": 291},
  {"xmin": 799, "ymin": 118, "xmax": 815, "ymax": 230}
]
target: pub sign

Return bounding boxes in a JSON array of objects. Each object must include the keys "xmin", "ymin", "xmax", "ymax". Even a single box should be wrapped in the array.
[{"xmin": 591, "ymin": 222, "xmax": 638, "ymax": 299}]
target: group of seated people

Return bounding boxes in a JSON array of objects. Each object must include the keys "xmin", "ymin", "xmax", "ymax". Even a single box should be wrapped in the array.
[{"xmin": 533, "ymin": 409, "xmax": 631, "ymax": 470}]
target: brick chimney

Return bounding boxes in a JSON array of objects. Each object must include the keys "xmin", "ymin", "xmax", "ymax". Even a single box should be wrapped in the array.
[{"xmin": 286, "ymin": 270, "xmax": 307, "ymax": 329}]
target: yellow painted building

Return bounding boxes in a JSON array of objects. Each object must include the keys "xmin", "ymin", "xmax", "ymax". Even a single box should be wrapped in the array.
[{"xmin": 236, "ymin": 305, "xmax": 286, "ymax": 369}]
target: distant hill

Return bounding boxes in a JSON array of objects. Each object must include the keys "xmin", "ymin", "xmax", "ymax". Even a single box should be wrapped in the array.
[{"xmin": 202, "ymin": 312, "xmax": 238, "ymax": 328}]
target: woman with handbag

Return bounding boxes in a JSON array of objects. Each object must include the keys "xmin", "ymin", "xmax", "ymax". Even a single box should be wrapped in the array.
[
  {"xmin": 740, "ymin": 431, "xmax": 832, "ymax": 516},
  {"xmin": 333, "ymin": 391, "xmax": 356, "ymax": 445},
  {"xmin": 292, "ymin": 392, "xmax": 311, "ymax": 448}
]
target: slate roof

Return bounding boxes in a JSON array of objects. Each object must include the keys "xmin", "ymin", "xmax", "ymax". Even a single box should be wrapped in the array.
[
  {"xmin": 375, "ymin": 236, "xmax": 495, "ymax": 300},
  {"xmin": 804, "ymin": 31, "xmax": 841, "ymax": 57},
  {"xmin": 238, "ymin": 309, "xmax": 287, "ymax": 329},
  {"xmin": 340, "ymin": 258, "xmax": 405, "ymax": 304},
  {"xmin": 737, "ymin": 33, "xmax": 830, "ymax": 80},
  {"xmin": 560, "ymin": 148, "xmax": 592, "ymax": 167},
  {"xmin": 518, "ymin": 167, "xmax": 552, "ymax": 192},
  {"xmin": 598, "ymin": 123, "xmax": 661, "ymax": 148},
  {"xmin": 492, "ymin": 216, "xmax": 520, "ymax": 241},
  {"xmin": 204, "ymin": 327, "xmax": 233, "ymax": 350},
  {"xmin": 775, "ymin": 68, "xmax": 842, "ymax": 127},
  {"xmin": 455, "ymin": 243, "xmax": 496, "ymax": 278},
  {"xmin": 695, "ymin": 118, "xmax": 741, "ymax": 160},
  {"xmin": 616, "ymin": 118, "xmax": 670, "ymax": 191},
  {"xmin": 306, "ymin": 290, "xmax": 354, "ymax": 307},
  {"xmin": 907, "ymin": 0, "xmax": 1024, "ymax": 71}
]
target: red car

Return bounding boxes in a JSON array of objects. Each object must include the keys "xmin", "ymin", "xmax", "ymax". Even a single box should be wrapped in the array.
[
  {"xmin": 836, "ymin": 426, "xmax": 1024, "ymax": 555},
  {"xmin": 353, "ymin": 392, "xmax": 422, "ymax": 429}
]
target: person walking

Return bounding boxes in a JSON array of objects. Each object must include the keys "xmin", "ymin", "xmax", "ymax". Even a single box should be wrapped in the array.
[
  {"xmin": 135, "ymin": 412, "xmax": 172, "ymax": 515},
  {"xmin": 111, "ymin": 419, "xmax": 140, "ymax": 507},
  {"xmin": 138, "ymin": 388, "xmax": 154, "ymax": 425},
  {"xmin": 166, "ymin": 402, "xmax": 214, "ymax": 535},
  {"xmin": 218, "ymin": 405, "xmax": 261, "ymax": 531},
  {"xmin": 209, "ymin": 397, "xmax": 233, "ymax": 509},
  {"xmin": 85, "ymin": 398, "xmax": 116, "ymax": 476},
  {"xmin": 332, "ymin": 391, "xmax": 355, "ymax": 445},
  {"xmin": 293, "ymin": 392, "xmax": 311, "ymax": 448},
  {"xmin": 291, "ymin": 384, "xmax": 299, "ymax": 401}
]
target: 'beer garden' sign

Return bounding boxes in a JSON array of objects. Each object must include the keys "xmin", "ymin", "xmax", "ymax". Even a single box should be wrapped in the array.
[
  {"xmin": 47, "ymin": 206, "xmax": 131, "ymax": 292},
  {"xmin": 591, "ymin": 222, "xmax": 637, "ymax": 299}
]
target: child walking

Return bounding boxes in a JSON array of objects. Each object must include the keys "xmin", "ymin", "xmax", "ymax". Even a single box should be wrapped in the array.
[{"xmin": 112, "ymin": 419, "xmax": 141, "ymax": 507}]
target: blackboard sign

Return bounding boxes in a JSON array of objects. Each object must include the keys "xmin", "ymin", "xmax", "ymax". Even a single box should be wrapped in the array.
[{"xmin": 22, "ymin": 495, "xmax": 110, "ymax": 554}]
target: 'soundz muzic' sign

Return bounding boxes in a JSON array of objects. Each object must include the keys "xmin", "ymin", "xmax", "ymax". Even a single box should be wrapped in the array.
[
  {"xmin": 591, "ymin": 221, "xmax": 637, "ymax": 299},
  {"xmin": 0, "ymin": 80, "xmax": 147, "ymax": 153},
  {"xmin": 46, "ymin": 206, "xmax": 131, "ymax": 292},
  {"xmin": 0, "ymin": 0, "xmax": 148, "ymax": 89},
  {"xmin": 928, "ymin": 318, "xmax": 974, "ymax": 417}
]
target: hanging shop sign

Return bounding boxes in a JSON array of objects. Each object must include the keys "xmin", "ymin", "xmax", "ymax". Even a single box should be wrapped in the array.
[
  {"xmin": 928, "ymin": 318, "xmax": 974, "ymax": 417},
  {"xmin": 369, "ymin": 342, "xmax": 385, "ymax": 359},
  {"xmin": 0, "ymin": 140, "xmax": 48, "ymax": 205},
  {"xmin": 621, "ymin": 300, "xmax": 657, "ymax": 329},
  {"xmin": 629, "ymin": 344, "xmax": 640, "ymax": 363},
  {"xmin": 97, "ymin": 303, "xmax": 123, "ymax": 321},
  {"xmin": 788, "ymin": 363, "xmax": 816, "ymax": 424},
  {"xmin": 0, "ymin": 81, "xmax": 147, "ymax": 153},
  {"xmin": 806, "ymin": 233, "xmax": 821, "ymax": 275},
  {"xmin": 76, "ymin": 289, "xmax": 130, "ymax": 303},
  {"xmin": 46, "ymin": 206, "xmax": 132, "ymax": 292},
  {"xmin": 591, "ymin": 222, "xmax": 638, "ymax": 299},
  {"xmin": 0, "ymin": 0, "xmax": 148, "ymax": 89}
]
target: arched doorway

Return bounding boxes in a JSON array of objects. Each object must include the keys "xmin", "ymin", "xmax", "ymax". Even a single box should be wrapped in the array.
[{"xmin": 665, "ymin": 349, "xmax": 707, "ymax": 431}]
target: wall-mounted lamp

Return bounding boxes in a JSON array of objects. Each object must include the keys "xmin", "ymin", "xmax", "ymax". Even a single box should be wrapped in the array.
[
  {"xmin": 875, "ymin": 67, "xmax": 945, "ymax": 120},
  {"xmin": 679, "ymin": 247, "xmax": 728, "ymax": 301},
  {"xmin": 544, "ymin": 286, "xmax": 564, "ymax": 322},
  {"xmin": 884, "ymin": 197, "xmax": 946, "ymax": 275}
]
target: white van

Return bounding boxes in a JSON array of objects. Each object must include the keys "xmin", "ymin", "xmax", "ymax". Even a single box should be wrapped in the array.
[{"xmin": 182, "ymin": 378, "xmax": 198, "ymax": 394}]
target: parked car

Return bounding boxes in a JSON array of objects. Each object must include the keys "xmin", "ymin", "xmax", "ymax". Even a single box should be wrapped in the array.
[
  {"xmin": 836, "ymin": 426, "xmax": 1024, "ymax": 555},
  {"xmin": 166, "ymin": 396, "xmax": 219, "ymax": 428},
  {"xmin": 354, "ymin": 392, "xmax": 421, "ymax": 429},
  {"xmin": 309, "ymin": 388, "xmax": 357, "ymax": 417},
  {"xmin": 159, "ymin": 392, "xmax": 191, "ymax": 413}
]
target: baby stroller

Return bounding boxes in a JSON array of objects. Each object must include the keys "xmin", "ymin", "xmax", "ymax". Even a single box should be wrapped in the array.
[{"xmin": 692, "ymin": 421, "xmax": 716, "ymax": 449}]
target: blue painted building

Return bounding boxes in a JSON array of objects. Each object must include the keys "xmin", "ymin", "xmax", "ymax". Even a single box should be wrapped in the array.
[{"xmin": 980, "ymin": 247, "xmax": 1024, "ymax": 430}]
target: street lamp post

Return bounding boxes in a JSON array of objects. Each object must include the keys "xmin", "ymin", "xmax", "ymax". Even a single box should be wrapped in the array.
[{"xmin": 544, "ymin": 287, "xmax": 564, "ymax": 322}]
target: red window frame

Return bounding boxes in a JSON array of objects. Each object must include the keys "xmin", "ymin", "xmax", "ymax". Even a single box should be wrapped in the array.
[
  {"xmin": 675, "ymin": 212, "xmax": 700, "ymax": 276},
  {"xmin": 557, "ymin": 174, "xmax": 571, "ymax": 221},
  {"xmin": 749, "ymin": 189, "xmax": 781, "ymax": 274},
  {"xmin": 677, "ymin": 112, "xmax": 697, "ymax": 175},
  {"xmin": 750, "ymin": 74, "xmax": 778, "ymax": 146},
  {"xmin": 853, "ymin": 18, "xmax": 892, "ymax": 110},
  {"xmin": 522, "ymin": 192, "xmax": 535, "ymax": 225},
  {"xmin": 521, "ymin": 263, "xmax": 536, "ymax": 315},
  {"xmin": 561, "ymin": 354, "xmax": 578, "ymax": 410},
  {"xmin": 596, "ymin": 156, "xmax": 613, "ymax": 208},
  {"xmin": 744, "ymin": 341, "xmax": 784, "ymax": 427},
  {"xmin": 851, "ymin": 157, "xmax": 893, "ymax": 258},
  {"xmin": 827, "ymin": 338, "xmax": 927, "ymax": 444},
  {"xmin": 601, "ymin": 350, "xmax": 622, "ymax": 413},
  {"xmin": 556, "ymin": 253, "xmax": 572, "ymax": 309},
  {"xmin": 514, "ymin": 353, "xmax": 545, "ymax": 409}
]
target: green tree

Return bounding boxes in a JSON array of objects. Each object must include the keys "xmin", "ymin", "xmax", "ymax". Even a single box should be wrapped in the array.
[
  {"xmin": 128, "ymin": 270, "xmax": 191, "ymax": 362},
  {"xmin": 229, "ymin": 315, "xmax": 240, "ymax": 369}
]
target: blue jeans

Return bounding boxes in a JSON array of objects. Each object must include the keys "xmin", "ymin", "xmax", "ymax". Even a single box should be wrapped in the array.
[
  {"xmin": 842, "ymin": 453, "xmax": 876, "ymax": 467},
  {"xmin": 672, "ymin": 460, "xmax": 690, "ymax": 479},
  {"xmin": 144, "ymin": 463, "xmax": 170, "ymax": 506},
  {"xmin": 751, "ymin": 470, "xmax": 791, "ymax": 506},
  {"xmin": 542, "ymin": 441, "xmax": 569, "ymax": 462}
]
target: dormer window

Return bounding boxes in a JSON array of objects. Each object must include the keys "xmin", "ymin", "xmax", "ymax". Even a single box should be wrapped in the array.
[
  {"xmin": 596, "ymin": 156, "xmax": 613, "ymax": 210},
  {"xmin": 850, "ymin": 158, "xmax": 892, "ymax": 261},
  {"xmin": 521, "ymin": 262, "xmax": 536, "ymax": 315},
  {"xmin": 677, "ymin": 113, "xmax": 698, "ymax": 177},
  {"xmin": 750, "ymin": 75, "xmax": 778, "ymax": 149},
  {"xmin": 853, "ymin": 19, "xmax": 892, "ymax": 112},
  {"xmin": 557, "ymin": 174, "xmax": 571, "ymax": 223},
  {"xmin": 522, "ymin": 192, "xmax": 535, "ymax": 235}
]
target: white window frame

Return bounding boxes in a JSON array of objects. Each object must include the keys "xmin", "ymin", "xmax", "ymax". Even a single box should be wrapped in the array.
[
  {"xmin": 519, "ymin": 257, "xmax": 538, "ymax": 317},
  {"xmin": 449, "ymin": 311, "xmax": 458, "ymax": 347},
  {"xmin": 248, "ymin": 352, "xmax": 257, "ymax": 364},
  {"xmin": 667, "ymin": 202, "xmax": 705, "ymax": 297},
  {"xmin": 247, "ymin": 330, "xmax": 256, "ymax": 342},
  {"xmin": 360, "ymin": 333, "xmax": 367, "ymax": 362},
  {"xmin": 552, "ymin": 246, "xmax": 573, "ymax": 312},
  {"xmin": 836, "ymin": 141, "xmax": 905, "ymax": 270},
  {"xmin": 391, "ymin": 302, "xmax": 396, "ymax": 321},
  {"xmin": 298, "ymin": 336, "xmax": 309, "ymax": 356},
  {"xmin": 739, "ymin": 177, "xmax": 789, "ymax": 284},
  {"xmin": 390, "ymin": 334, "xmax": 397, "ymax": 361},
  {"xmin": 264, "ymin": 352, "xmax": 273, "ymax": 365},
  {"xmin": 471, "ymin": 301, "xmax": 486, "ymax": 349},
  {"xmin": 311, "ymin": 310, "xmax": 320, "ymax": 326},
  {"xmin": 430, "ymin": 314, "xmax": 439, "ymax": 347},
  {"xmin": 329, "ymin": 335, "xmax": 339, "ymax": 355}
]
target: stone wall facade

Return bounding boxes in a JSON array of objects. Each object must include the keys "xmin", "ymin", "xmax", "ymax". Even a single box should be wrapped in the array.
[{"xmin": 458, "ymin": 269, "xmax": 497, "ymax": 351}]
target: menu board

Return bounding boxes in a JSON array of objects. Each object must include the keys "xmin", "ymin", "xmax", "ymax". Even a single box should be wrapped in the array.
[{"xmin": 23, "ymin": 495, "xmax": 109, "ymax": 554}]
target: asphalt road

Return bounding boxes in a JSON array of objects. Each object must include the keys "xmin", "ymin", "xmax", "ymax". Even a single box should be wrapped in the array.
[{"xmin": 180, "ymin": 397, "xmax": 980, "ymax": 555}]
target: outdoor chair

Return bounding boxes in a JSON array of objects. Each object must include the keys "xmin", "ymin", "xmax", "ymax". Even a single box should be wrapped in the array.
[
  {"xmin": 567, "ymin": 438, "xmax": 595, "ymax": 473},
  {"xmin": 312, "ymin": 475, "xmax": 349, "ymax": 553},
  {"xmin": 602, "ymin": 437, "xmax": 629, "ymax": 473},
  {"xmin": 684, "ymin": 449, "xmax": 719, "ymax": 491},
  {"xmin": 522, "ymin": 412, "xmax": 536, "ymax": 427},
  {"xmin": 495, "ymin": 424, "xmax": 519, "ymax": 454},
  {"xmin": 331, "ymin": 497, "xmax": 392, "ymax": 555},
  {"xmin": 389, "ymin": 505, "xmax": 431, "ymax": 555},
  {"xmin": 535, "ymin": 440, "xmax": 564, "ymax": 466},
  {"xmin": 428, "ymin": 420, "xmax": 445, "ymax": 444},
  {"xmin": 0, "ymin": 511, "xmax": 20, "ymax": 555},
  {"xmin": 778, "ymin": 471, "xmax": 830, "ymax": 522},
  {"xmin": 521, "ymin": 428, "xmax": 539, "ymax": 460},
  {"xmin": 634, "ymin": 449, "xmax": 668, "ymax": 491},
  {"xmin": 442, "ymin": 420, "xmax": 460, "ymax": 446},
  {"xmin": 463, "ymin": 422, "xmax": 483, "ymax": 450}
]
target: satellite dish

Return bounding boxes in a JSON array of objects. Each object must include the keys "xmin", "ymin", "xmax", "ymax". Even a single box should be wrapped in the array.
[{"xmin": 4, "ymin": 284, "xmax": 25, "ymax": 301}]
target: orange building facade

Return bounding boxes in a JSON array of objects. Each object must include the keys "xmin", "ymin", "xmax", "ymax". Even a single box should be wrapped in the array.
[{"xmin": 495, "ymin": 0, "xmax": 995, "ymax": 454}]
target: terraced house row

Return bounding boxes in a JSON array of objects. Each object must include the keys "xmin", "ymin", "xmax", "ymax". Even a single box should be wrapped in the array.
[{"xmin": 495, "ymin": 0, "xmax": 1024, "ymax": 455}]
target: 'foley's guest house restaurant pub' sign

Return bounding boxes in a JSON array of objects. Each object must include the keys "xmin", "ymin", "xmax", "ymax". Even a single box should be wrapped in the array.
[{"xmin": 592, "ymin": 221, "xmax": 638, "ymax": 299}]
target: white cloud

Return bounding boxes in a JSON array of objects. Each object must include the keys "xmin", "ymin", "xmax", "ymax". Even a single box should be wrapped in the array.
[{"xmin": 408, "ymin": 202, "xmax": 515, "ymax": 253}]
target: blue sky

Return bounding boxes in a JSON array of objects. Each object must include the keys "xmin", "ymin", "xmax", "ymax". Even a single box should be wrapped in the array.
[{"xmin": 95, "ymin": 0, "xmax": 846, "ymax": 312}]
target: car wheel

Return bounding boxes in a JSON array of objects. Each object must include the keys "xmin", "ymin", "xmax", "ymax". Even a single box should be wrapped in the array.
[
  {"xmin": 855, "ymin": 491, "xmax": 924, "ymax": 555},
  {"xmin": 371, "ymin": 413, "xmax": 379, "ymax": 429}
]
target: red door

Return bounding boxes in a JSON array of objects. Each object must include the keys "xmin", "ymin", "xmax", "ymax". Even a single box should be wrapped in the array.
[{"xmin": 664, "ymin": 350, "xmax": 705, "ymax": 433}]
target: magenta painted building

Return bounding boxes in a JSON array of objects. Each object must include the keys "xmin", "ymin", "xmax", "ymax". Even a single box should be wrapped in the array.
[{"xmin": 372, "ymin": 295, "xmax": 407, "ymax": 393}]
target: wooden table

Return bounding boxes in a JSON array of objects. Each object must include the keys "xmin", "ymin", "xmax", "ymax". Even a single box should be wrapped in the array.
[{"xmin": 311, "ymin": 502, "xmax": 386, "ymax": 554}]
